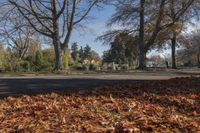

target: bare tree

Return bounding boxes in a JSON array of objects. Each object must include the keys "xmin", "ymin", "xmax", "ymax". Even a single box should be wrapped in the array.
[
  {"xmin": 7, "ymin": 0, "xmax": 101, "ymax": 71},
  {"xmin": 151, "ymin": 0, "xmax": 200, "ymax": 68},
  {"xmin": 99, "ymin": 0, "xmax": 199, "ymax": 69},
  {"xmin": 178, "ymin": 29, "xmax": 200, "ymax": 67},
  {"xmin": 0, "ymin": 3, "xmax": 36, "ymax": 59},
  {"xmin": 165, "ymin": 0, "xmax": 200, "ymax": 69}
]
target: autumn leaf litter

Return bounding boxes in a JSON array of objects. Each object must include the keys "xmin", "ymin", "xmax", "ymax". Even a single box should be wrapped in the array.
[{"xmin": 0, "ymin": 77, "xmax": 199, "ymax": 132}]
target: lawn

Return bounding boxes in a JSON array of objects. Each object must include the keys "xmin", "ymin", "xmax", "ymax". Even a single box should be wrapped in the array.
[{"xmin": 0, "ymin": 77, "xmax": 199, "ymax": 132}]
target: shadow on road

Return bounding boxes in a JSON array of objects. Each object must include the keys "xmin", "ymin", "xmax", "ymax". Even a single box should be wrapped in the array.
[{"xmin": 0, "ymin": 78, "xmax": 147, "ymax": 99}]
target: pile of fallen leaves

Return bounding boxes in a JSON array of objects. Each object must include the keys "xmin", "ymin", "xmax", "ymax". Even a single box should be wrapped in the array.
[{"xmin": 0, "ymin": 77, "xmax": 199, "ymax": 132}]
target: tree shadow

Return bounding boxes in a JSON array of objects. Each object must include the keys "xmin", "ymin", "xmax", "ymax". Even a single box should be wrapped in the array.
[
  {"xmin": 0, "ymin": 78, "xmax": 199, "ymax": 111},
  {"xmin": 0, "ymin": 78, "xmax": 145, "ymax": 99}
]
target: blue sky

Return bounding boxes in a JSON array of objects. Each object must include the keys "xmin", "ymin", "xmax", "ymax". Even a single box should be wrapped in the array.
[
  {"xmin": 69, "ymin": 5, "xmax": 115, "ymax": 56},
  {"xmin": 69, "ymin": 4, "xmax": 200, "ymax": 58}
]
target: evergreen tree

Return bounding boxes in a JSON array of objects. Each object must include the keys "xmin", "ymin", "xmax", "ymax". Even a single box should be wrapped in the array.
[
  {"xmin": 84, "ymin": 45, "xmax": 92, "ymax": 60},
  {"xmin": 35, "ymin": 50, "xmax": 44, "ymax": 70},
  {"xmin": 79, "ymin": 46, "xmax": 84, "ymax": 62},
  {"xmin": 102, "ymin": 34, "xmax": 137, "ymax": 66},
  {"xmin": 102, "ymin": 51, "xmax": 112, "ymax": 63},
  {"xmin": 110, "ymin": 42, "xmax": 127, "ymax": 65},
  {"xmin": 71, "ymin": 42, "xmax": 79, "ymax": 63}
]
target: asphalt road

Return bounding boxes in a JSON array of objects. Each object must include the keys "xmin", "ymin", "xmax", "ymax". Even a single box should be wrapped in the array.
[{"xmin": 0, "ymin": 71, "xmax": 198, "ymax": 99}]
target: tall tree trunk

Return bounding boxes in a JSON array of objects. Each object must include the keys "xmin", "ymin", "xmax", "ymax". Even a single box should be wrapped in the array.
[
  {"xmin": 197, "ymin": 47, "xmax": 200, "ymax": 68},
  {"xmin": 197, "ymin": 54, "xmax": 200, "ymax": 68},
  {"xmin": 138, "ymin": 0, "xmax": 146, "ymax": 69},
  {"xmin": 171, "ymin": 33, "xmax": 177, "ymax": 69},
  {"xmin": 52, "ymin": 18, "xmax": 63, "ymax": 71},
  {"xmin": 52, "ymin": 0, "xmax": 64, "ymax": 71},
  {"xmin": 54, "ymin": 41, "xmax": 63, "ymax": 71},
  {"xmin": 53, "ymin": 37, "xmax": 63, "ymax": 71},
  {"xmin": 140, "ymin": 0, "xmax": 165, "ymax": 69},
  {"xmin": 139, "ymin": 51, "xmax": 146, "ymax": 69}
]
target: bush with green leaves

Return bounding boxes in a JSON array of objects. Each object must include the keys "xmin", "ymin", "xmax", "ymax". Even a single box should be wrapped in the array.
[
  {"xmin": 82, "ymin": 64, "xmax": 89, "ymax": 71},
  {"xmin": 121, "ymin": 64, "xmax": 129, "ymax": 70},
  {"xmin": 63, "ymin": 51, "xmax": 70, "ymax": 69},
  {"xmin": 89, "ymin": 64, "xmax": 98, "ymax": 71},
  {"xmin": 20, "ymin": 60, "xmax": 31, "ymax": 72},
  {"xmin": 71, "ymin": 63, "xmax": 83, "ymax": 70},
  {"xmin": 35, "ymin": 51, "xmax": 43, "ymax": 69}
]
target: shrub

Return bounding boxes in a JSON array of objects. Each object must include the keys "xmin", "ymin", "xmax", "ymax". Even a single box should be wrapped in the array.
[
  {"xmin": 121, "ymin": 64, "xmax": 129, "ymax": 70},
  {"xmin": 35, "ymin": 51, "xmax": 44, "ymax": 67},
  {"xmin": 82, "ymin": 64, "xmax": 89, "ymax": 71},
  {"xmin": 107, "ymin": 62, "xmax": 117, "ymax": 71},
  {"xmin": 41, "ymin": 62, "xmax": 53, "ymax": 71},
  {"xmin": 71, "ymin": 63, "xmax": 83, "ymax": 70},
  {"xmin": 89, "ymin": 64, "xmax": 97, "ymax": 71},
  {"xmin": 63, "ymin": 52, "xmax": 69, "ymax": 69},
  {"xmin": 20, "ymin": 61, "xmax": 31, "ymax": 72},
  {"xmin": 13, "ymin": 61, "xmax": 21, "ymax": 72}
]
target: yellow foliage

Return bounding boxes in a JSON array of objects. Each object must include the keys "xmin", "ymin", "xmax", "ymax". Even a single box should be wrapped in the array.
[{"xmin": 63, "ymin": 49, "xmax": 71, "ymax": 69}]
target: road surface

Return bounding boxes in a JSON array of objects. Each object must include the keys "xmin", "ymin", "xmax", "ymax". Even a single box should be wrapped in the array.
[{"xmin": 0, "ymin": 71, "xmax": 199, "ymax": 99}]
